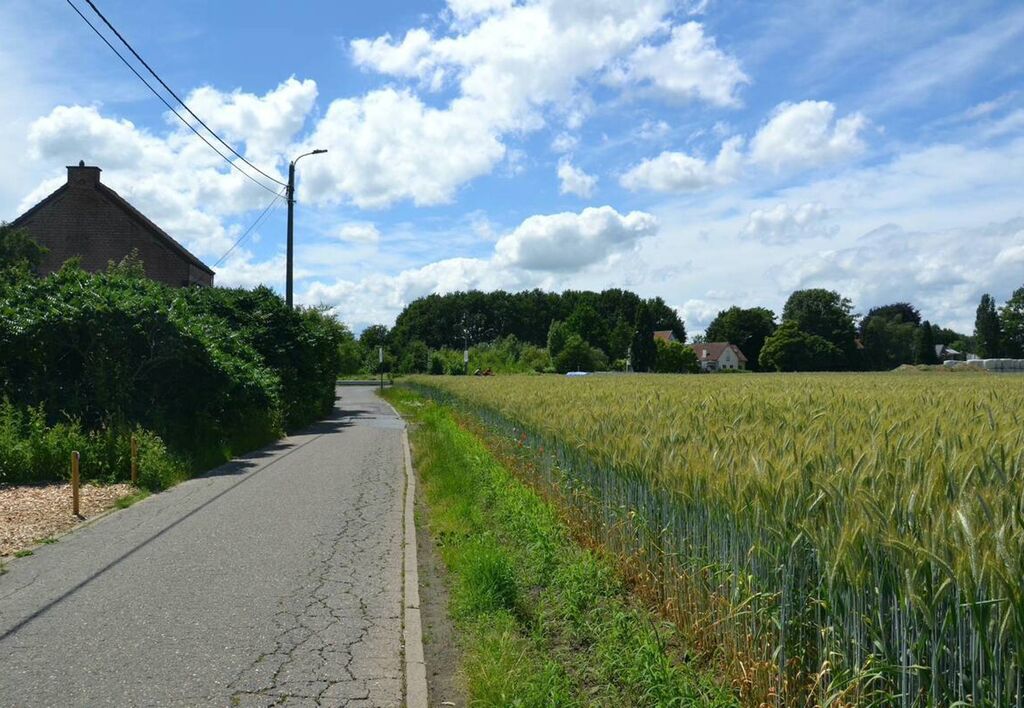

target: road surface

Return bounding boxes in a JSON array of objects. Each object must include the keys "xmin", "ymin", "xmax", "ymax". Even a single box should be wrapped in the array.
[{"xmin": 0, "ymin": 386, "xmax": 411, "ymax": 707}]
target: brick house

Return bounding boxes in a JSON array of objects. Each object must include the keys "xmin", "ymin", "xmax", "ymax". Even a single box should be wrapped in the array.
[{"xmin": 11, "ymin": 162, "xmax": 214, "ymax": 287}]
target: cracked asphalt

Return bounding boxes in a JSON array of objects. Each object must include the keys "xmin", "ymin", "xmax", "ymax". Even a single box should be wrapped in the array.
[{"xmin": 0, "ymin": 386, "xmax": 408, "ymax": 707}]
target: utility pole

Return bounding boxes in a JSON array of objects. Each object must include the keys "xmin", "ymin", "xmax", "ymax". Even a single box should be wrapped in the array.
[{"xmin": 286, "ymin": 149, "xmax": 328, "ymax": 309}]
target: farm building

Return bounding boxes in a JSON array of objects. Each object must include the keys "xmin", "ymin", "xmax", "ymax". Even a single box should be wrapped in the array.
[
  {"xmin": 694, "ymin": 342, "xmax": 748, "ymax": 371},
  {"xmin": 11, "ymin": 162, "xmax": 214, "ymax": 287},
  {"xmin": 653, "ymin": 330, "xmax": 677, "ymax": 343}
]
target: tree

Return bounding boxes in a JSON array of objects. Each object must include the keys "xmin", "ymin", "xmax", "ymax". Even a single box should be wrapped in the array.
[
  {"xmin": 759, "ymin": 322, "xmax": 842, "ymax": 372},
  {"xmin": 782, "ymin": 289, "xmax": 857, "ymax": 368},
  {"xmin": 554, "ymin": 334, "xmax": 605, "ymax": 373},
  {"xmin": 0, "ymin": 223, "xmax": 47, "ymax": 272},
  {"xmin": 359, "ymin": 324, "xmax": 390, "ymax": 350},
  {"xmin": 399, "ymin": 340, "xmax": 430, "ymax": 374},
  {"xmin": 974, "ymin": 293, "xmax": 1002, "ymax": 358},
  {"xmin": 566, "ymin": 303, "xmax": 609, "ymax": 352},
  {"xmin": 914, "ymin": 321, "xmax": 938, "ymax": 365},
  {"xmin": 630, "ymin": 303, "xmax": 658, "ymax": 372},
  {"xmin": 655, "ymin": 340, "xmax": 699, "ymax": 373},
  {"xmin": 858, "ymin": 303, "xmax": 921, "ymax": 334},
  {"xmin": 1000, "ymin": 287, "xmax": 1024, "ymax": 358},
  {"xmin": 547, "ymin": 320, "xmax": 571, "ymax": 359},
  {"xmin": 607, "ymin": 316, "xmax": 634, "ymax": 360},
  {"xmin": 705, "ymin": 306, "xmax": 777, "ymax": 371},
  {"xmin": 337, "ymin": 332, "xmax": 365, "ymax": 375},
  {"xmin": 860, "ymin": 314, "xmax": 918, "ymax": 369}
]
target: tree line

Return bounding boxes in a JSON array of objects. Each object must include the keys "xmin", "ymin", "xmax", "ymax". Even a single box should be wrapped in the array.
[{"xmin": 351, "ymin": 284, "xmax": 1024, "ymax": 375}]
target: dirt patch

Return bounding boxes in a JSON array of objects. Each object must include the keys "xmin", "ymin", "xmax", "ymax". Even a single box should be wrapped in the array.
[
  {"xmin": 0, "ymin": 483, "xmax": 137, "ymax": 556},
  {"xmin": 416, "ymin": 476, "xmax": 467, "ymax": 707}
]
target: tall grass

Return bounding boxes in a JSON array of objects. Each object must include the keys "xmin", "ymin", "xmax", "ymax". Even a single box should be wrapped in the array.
[
  {"xmin": 0, "ymin": 400, "xmax": 186, "ymax": 490},
  {"xmin": 405, "ymin": 373, "xmax": 1024, "ymax": 706}
]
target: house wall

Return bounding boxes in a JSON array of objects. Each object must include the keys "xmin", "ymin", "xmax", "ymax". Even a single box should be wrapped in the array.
[
  {"xmin": 718, "ymin": 348, "xmax": 740, "ymax": 369},
  {"xmin": 17, "ymin": 172, "xmax": 212, "ymax": 287}
]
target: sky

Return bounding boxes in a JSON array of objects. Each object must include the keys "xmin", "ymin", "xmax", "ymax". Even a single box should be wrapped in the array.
[{"xmin": 2, "ymin": 0, "xmax": 1023, "ymax": 335}]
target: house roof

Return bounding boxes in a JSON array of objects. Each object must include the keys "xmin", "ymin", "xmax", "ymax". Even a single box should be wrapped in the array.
[
  {"xmin": 12, "ymin": 176, "xmax": 215, "ymax": 276},
  {"xmin": 694, "ymin": 341, "xmax": 748, "ymax": 363},
  {"xmin": 653, "ymin": 330, "xmax": 676, "ymax": 342}
]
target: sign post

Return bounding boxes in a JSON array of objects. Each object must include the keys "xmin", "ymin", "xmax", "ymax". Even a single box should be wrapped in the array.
[{"xmin": 379, "ymin": 346, "xmax": 384, "ymax": 391}]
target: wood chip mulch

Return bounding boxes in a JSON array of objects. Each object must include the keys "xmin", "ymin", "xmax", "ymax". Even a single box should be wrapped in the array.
[{"xmin": 0, "ymin": 482, "xmax": 137, "ymax": 557}]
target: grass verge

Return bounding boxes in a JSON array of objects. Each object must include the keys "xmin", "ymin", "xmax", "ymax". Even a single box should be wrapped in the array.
[{"xmin": 385, "ymin": 387, "xmax": 735, "ymax": 707}]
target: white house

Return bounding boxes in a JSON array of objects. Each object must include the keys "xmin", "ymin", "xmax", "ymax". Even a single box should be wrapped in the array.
[{"xmin": 694, "ymin": 342, "xmax": 748, "ymax": 371}]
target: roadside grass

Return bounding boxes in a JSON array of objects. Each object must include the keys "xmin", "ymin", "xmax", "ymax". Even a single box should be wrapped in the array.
[
  {"xmin": 115, "ymin": 489, "xmax": 151, "ymax": 509},
  {"xmin": 385, "ymin": 387, "xmax": 735, "ymax": 707}
]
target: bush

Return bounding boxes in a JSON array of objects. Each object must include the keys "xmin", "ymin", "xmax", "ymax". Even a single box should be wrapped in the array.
[
  {"xmin": 553, "ymin": 334, "xmax": 607, "ymax": 373},
  {"xmin": 655, "ymin": 339, "xmax": 699, "ymax": 373},
  {"xmin": 0, "ymin": 265, "xmax": 346, "ymax": 481},
  {"xmin": 0, "ymin": 400, "xmax": 186, "ymax": 489}
]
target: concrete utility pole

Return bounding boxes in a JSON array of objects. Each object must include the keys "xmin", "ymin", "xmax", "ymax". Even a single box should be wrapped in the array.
[{"xmin": 286, "ymin": 149, "xmax": 328, "ymax": 309}]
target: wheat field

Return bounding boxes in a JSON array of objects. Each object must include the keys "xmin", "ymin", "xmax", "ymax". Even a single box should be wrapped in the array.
[{"xmin": 406, "ymin": 372, "xmax": 1024, "ymax": 707}]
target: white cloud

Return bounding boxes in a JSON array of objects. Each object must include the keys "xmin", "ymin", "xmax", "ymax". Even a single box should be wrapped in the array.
[
  {"xmin": 321, "ymin": 3, "xmax": 745, "ymax": 209},
  {"xmin": 749, "ymin": 100, "xmax": 868, "ymax": 171},
  {"xmin": 17, "ymin": 78, "xmax": 320, "ymax": 261},
  {"xmin": 741, "ymin": 202, "xmax": 838, "ymax": 244},
  {"xmin": 446, "ymin": 0, "xmax": 514, "ymax": 22},
  {"xmin": 620, "ymin": 135, "xmax": 743, "ymax": 192},
  {"xmin": 303, "ymin": 204, "xmax": 658, "ymax": 328},
  {"xmin": 609, "ymin": 22, "xmax": 748, "ymax": 106},
  {"xmin": 336, "ymin": 223, "xmax": 381, "ymax": 244},
  {"xmin": 495, "ymin": 206, "xmax": 656, "ymax": 271},
  {"xmin": 551, "ymin": 132, "xmax": 579, "ymax": 153},
  {"xmin": 771, "ymin": 218, "xmax": 1024, "ymax": 332},
  {"xmin": 557, "ymin": 158, "xmax": 597, "ymax": 197}
]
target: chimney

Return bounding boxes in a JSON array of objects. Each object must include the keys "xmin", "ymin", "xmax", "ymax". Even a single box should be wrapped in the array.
[{"xmin": 67, "ymin": 160, "xmax": 101, "ymax": 187}]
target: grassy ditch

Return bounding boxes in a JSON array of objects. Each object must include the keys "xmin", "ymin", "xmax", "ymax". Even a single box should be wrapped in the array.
[{"xmin": 385, "ymin": 387, "xmax": 734, "ymax": 706}]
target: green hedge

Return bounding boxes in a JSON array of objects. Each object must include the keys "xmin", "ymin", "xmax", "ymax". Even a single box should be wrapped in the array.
[{"xmin": 0, "ymin": 263, "xmax": 346, "ymax": 484}]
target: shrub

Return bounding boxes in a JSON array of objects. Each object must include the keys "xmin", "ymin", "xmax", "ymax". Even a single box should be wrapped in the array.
[{"xmin": 0, "ymin": 265, "xmax": 345, "ymax": 481}]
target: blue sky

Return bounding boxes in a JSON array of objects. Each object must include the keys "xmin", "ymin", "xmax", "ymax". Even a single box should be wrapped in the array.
[{"xmin": 2, "ymin": 0, "xmax": 1023, "ymax": 334}]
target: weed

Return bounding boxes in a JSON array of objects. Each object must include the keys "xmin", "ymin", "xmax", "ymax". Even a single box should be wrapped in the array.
[{"xmin": 14, "ymin": 550, "xmax": 33, "ymax": 558}]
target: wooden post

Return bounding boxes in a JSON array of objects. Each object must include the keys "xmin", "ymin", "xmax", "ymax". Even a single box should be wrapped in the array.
[
  {"xmin": 130, "ymin": 434, "xmax": 139, "ymax": 485},
  {"xmin": 71, "ymin": 451, "xmax": 80, "ymax": 517}
]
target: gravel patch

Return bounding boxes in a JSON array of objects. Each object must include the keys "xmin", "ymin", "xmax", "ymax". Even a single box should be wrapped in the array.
[{"xmin": 0, "ymin": 482, "xmax": 137, "ymax": 556}]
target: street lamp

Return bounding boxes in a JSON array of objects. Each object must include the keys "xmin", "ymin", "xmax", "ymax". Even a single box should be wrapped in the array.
[{"xmin": 286, "ymin": 148, "xmax": 328, "ymax": 309}]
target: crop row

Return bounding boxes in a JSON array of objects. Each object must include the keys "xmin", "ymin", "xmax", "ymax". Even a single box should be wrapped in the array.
[{"xmin": 406, "ymin": 373, "xmax": 1024, "ymax": 707}]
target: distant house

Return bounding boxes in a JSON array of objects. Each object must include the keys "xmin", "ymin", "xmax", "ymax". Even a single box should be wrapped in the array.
[
  {"xmin": 11, "ymin": 162, "xmax": 214, "ymax": 287},
  {"xmin": 935, "ymin": 344, "xmax": 962, "ymax": 361},
  {"xmin": 693, "ymin": 342, "xmax": 748, "ymax": 371},
  {"xmin": 653, "ymin": 330, "xmax": 677, "ymax": 343}
]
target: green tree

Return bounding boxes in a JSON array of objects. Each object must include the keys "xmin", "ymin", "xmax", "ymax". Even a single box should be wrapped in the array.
[
  {"xmin": 630, "ymin": 303, "xmax": 658, "ymax": 372},
  {"xmin": 704, "ymin": 306, "xmax": 777, "ymax": 371},
  {"xmin": 547, "ymin": 320, "xmax": 571, "ymax": 359},
  {"xmin": 607, "ymin": 316, "xmax": 634, "ymax": 360},
  {"xmin": 782, "ymin": 289, "xmax": 857, "ymax": 368},
  {"xmin": 655, "ymin": 339, "xmax": 699, "ymax": 373},
  {"xmin": 974, "ymin": 293, "xmax": 1002, "ymax": 358},
  {"xmin": 553, "ymin": 334, "xmax": 605, "ymax": 373},
  {"xmin": 399, "ymin": 340, "xmax": 430, "ymax": 374},
  {"xmin": 337, "ymin": 332, "xmax": 365, "ymax": 375},
  {"xmin": 1000, "ymin": 286, "xmax": 1024, "ymax": 358},
  {"xmin": 759, "ymin": 321, "xmax": 842, "ymax": 372},
  {"xmin": 0, "ymin": 223, "xmax": 47, "ymax": 272},
  {"xmin": 858, "ymin": 303, "xmax": 921, "ymax": 333},
  {"xmin": 914, "ymin": 321, "xmax": 938, "ymax": 365},
  {"xmin": 566, "ymin": 303, "xmax": 608, "ymax": 353},
  {"xmin": 860, "ymin": 315, "xmax": 918, "ymax": 369},
  {"xmin": 359, "ymin": 324, "xmax": 390, "ymax": 350}
]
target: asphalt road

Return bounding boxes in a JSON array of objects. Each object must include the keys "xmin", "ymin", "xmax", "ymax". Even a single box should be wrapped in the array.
[{"xmin": 0, "ymin": 386, "xmax": 408, "ymax": 707}]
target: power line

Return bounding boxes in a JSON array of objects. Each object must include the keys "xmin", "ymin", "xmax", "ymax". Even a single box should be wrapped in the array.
[
  {"xmin": 212, "ymin": 189, "xmax": 286, "ymax": 269},
  {"xmin": 64, "ymin": 0, "xmax": 281, "ymax": 196},
  {"xmin": 82, "ymin": 0, "xmax": 288, "ymax": 189}
]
